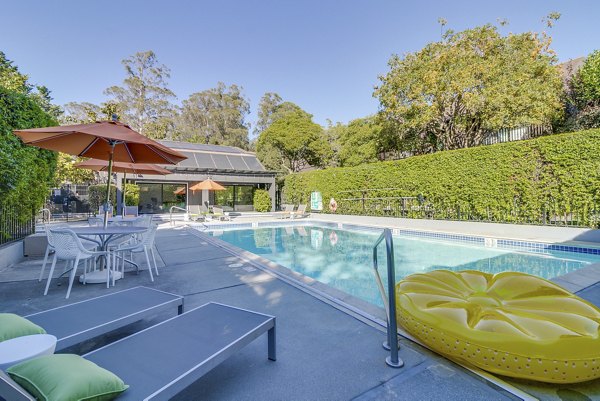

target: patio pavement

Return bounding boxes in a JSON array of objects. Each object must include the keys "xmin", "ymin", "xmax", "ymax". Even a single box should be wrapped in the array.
[{"xmin": 0, "ymin": 224, "xmax": 522, "ymax": 401}]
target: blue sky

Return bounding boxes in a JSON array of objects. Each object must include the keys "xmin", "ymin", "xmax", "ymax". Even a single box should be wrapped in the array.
[{"xmin": 2, "ymin": 1, "xmax": 599, "ymax": 132}]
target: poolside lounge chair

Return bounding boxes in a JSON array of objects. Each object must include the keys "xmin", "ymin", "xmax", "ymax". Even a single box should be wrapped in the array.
[
  {"xmin": 26, "ymin": 286, "xmax": 183, "ymax": 351},
  {"xmin": 1, "ymin": 302, "xmax": 275, "ymax": 401},
  {"xmin": 212, "ymin": 207, "xmax": 231, "ymax": 221},
  {"xmin": 291, "ymin": 204, "xmax": 309, "ymax": 219},
  {"xmin": 276, "ymin": 204, "xmax": 294, "ymax": 219}
]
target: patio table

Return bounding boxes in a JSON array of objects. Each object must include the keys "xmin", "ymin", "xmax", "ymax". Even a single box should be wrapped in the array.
[{"xmin": 55, "ymin": 226, "xmax": 147, "ymax": 284}]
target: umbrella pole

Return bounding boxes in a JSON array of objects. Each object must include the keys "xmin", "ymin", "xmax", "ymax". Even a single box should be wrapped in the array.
[
  {"xmin": 122, "ymin": 172, "xmax": 127, "ymax": 217},
  {"xmin": 104, "ymin": 142, "xmax": 116, "ymax": 228}
]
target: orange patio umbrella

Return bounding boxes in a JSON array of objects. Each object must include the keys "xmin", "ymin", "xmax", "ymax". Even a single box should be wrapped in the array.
[
  {"xmin": 189, "ymin": 178, "xmax": 226, "ymax": 208},
  {"xmin": 14, "ymin": 120, "xmax": 187, "ymax": 226},
  {"xmin": 75, "ymin": 159, "xmax": 172, "ymax": 217},
  {"xmin": 189, "ymin": 178, "xmax": 226, "ymax": 192}
]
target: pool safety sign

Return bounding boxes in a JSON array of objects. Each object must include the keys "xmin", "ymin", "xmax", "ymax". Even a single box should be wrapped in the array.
[{"xmin": 310, "ymin": 191, "xmax": 323, "ymax": 211}]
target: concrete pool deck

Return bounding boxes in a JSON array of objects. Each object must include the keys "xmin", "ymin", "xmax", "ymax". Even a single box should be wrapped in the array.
[{"xmin": 2, "ymin": 218, "xmax": 600, "ymax": 400}]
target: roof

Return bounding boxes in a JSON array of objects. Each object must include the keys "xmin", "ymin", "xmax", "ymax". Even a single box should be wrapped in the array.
[
  {"xmin": 158, "ymin": 140, "xmax": 269, "ymax": 174},
  {"xmin": 558, "ymin": 57, "xmax": 586, "ymax": 82}
]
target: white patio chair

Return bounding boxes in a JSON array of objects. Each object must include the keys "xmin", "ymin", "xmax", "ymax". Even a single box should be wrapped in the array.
[
  {"xmin": 112, "ymin": 224, "xmax": 159, "ymax": 282},
  {"xmin": 38, "ymin": 223, "xmax": 68, "ymax": 282},
  {"xmin": 38, "ymin": 224, "xmax": 96, "ymax": 283},
  {"xmin": 88, "ymin": 216, "xmax": 103, "ymax": 226},
  {"xmin": 44, "ymin": 228, "xmax": 113, "ymax": 299}
]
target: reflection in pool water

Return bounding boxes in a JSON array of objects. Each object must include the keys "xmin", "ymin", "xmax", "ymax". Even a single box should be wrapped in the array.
[{"xmin": 211, "ymin": 226, "xmax": 598, "ymax": 307}]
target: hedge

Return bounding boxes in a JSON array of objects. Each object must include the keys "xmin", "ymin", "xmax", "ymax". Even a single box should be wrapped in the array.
[
  {"xmin": 253, "ymin": 189, "xmax": 272, "ymax": 212},
  {"xmin": 88, "ymin": 184, "xmax": 117, "ymax": 215},
  {"xmin": 0, "ymin": 87, "xmax": 57, "ymax": 240},
  {"xmin": 283, "ymin": 129, "xmax": 600, "ymax": 227}
]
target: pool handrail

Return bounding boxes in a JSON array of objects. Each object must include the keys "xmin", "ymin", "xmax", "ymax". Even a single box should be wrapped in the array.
[
  {"xmin": 372, "ymin": 228, "xmax": 403, "ymax": 368},
  {"xmin": 170, "ymin": 205, "xmax": 188, "ymax": 226}
]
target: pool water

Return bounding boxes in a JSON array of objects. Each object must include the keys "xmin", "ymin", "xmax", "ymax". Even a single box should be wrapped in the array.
[{"xmin": 210, "ymin": 226, "xmax": 599, "ymax": 307}]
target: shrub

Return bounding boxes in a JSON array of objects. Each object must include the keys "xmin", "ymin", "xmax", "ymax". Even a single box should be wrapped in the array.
[
  {"xmin": 0, "ymin": 87, "xmax": 57, "ymax": 232},
  {"xmin": 253, "ymin": 189, "xmax": 272, "ymax": 212},
  {"xmin": 88, "ymin": 184, "xmax": 117, "ymax": 215},
  {"xmin": 124, "ymin": 183, "xmax": 139, "ymax": 206},
  {"xmin": 284, "ymin": 129, "xmax": 600, "ymax": 227}
]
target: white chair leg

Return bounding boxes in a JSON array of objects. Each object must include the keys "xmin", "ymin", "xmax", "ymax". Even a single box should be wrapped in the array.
[
  {"xmin": 105, "ymin": 253, "xmax": 115, "ymax": 288},
  {"xmin": 66, "ymin": 255, "xmax": 80, "ymax": 299},
  {"xmin": 39, "ymin": 245, "xmax": 51, "ymax": 282},
  {"xmin": 144, "ymin": 247, "xmax": 154, "ymax": 282},
  {"xmin": 150, "ymin": 247, "xmax": 159, "ymax": 276},
  {"xmin": 44, "ymin": 254, "xmax": 58, "ymax": 296}
]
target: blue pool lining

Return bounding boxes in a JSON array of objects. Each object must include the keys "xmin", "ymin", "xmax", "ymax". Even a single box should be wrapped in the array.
[{"xmin": 191, "ymin": 220, "xmax": 600, "ymax": 257}]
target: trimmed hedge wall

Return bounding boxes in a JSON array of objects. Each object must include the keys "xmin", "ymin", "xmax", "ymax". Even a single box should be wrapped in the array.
[
  {"xmin": 284, "ymin": 129, "xmax": 600, "ymax": 227},
  {"xmin": 0, "ymin": 87, "xmax": 57, "ymax": 241}
]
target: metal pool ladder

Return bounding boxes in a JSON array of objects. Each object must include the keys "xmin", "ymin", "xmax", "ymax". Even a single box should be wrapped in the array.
[{"xmin": 373, "ymin": 228, "xmax": 404, "ymax": 368}]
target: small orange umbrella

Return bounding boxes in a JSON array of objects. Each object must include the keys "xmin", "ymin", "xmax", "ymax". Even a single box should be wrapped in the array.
[
  {"xmin": 190, "ymin": 179, "xmax": 226, "ymax": 208},
  {"xmin": 189, "ymin": 178, "xmax": 226, "ymax": 192},
  {"xmin": 173, "ymin": 187, "xmax": 186, "ymax": 195}
]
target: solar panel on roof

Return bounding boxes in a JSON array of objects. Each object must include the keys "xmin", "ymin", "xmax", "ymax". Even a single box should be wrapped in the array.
[
  {"xmin": 175, "ymin": 151, "xmax": 199, "ymax": 167},
  {"xmin": 159, "ymin": 140, "xmax": 245, "ymax": 154},
  {"xmin": 193, "ymin": 152, "xmax": 217, "ymax": 169},
  {"xmin": 243, "ymin": 157, "xmax": 265, "ymax": 171},
  {"xmin": 210, "ymin": 154, "xmax": 234, "ymax": 170},
  {"xmin": 227, "ymin": 155, "xmax": 250, "ymax": 171}
]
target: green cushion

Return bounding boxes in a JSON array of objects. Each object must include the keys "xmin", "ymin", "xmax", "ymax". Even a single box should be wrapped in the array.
[
  {"xmin": 0, "ymin": 313, "xmax": 46, "ymax": 342},
  {"xmin": 7, "ymin": 354, "xmax": 128, "ymax": 401}
]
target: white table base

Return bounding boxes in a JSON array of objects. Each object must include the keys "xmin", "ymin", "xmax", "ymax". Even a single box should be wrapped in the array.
[{"xmin": 79, "ymin": 270, "xmax": 123, "ymax": 284}]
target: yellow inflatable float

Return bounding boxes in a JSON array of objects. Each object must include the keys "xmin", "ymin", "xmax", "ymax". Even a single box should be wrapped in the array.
[{"xmin": 395, "ymin": 270, "xmax": 600, "ymax": 383}]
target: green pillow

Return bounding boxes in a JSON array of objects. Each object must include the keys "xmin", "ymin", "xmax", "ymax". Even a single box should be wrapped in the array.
[
  {"xmin": 7, "ymin": 354, "xmax": 128, "ymax": 401},
  {"xmin": 0, "ymin": 313, "xmax": 46, "ymax": 342}
]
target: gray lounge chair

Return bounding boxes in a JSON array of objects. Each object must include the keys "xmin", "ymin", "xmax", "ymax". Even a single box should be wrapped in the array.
[
  {"xmin": 276, "ymin": 204, "xmax": 295, "ymax": 219},
  {"xmin": 212, "ymin": 207, "xmax": 231, "ymax": 221},
  {"xmin": 291, "ymin": 204, "xmax": 309, "ymax": 219},
  {"xmin": 26, "ymin": 286, "xmax": 183, "ymax": 351},
  {"xmin": 1, "ymin": 302, "xmax": 275, "ymax": 401}
]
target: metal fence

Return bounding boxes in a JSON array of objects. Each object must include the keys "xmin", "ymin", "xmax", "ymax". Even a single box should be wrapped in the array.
[
  {"xmin": 482, "ymin": 125, "xmax": 551, "ymax": 145},
  {"xmin": 335, "ymin": 192, "xmax": 600, "ymax": 228},
  {"xmin": 0, "ymin": 206, "xmax": 36, "ymax": 247}
]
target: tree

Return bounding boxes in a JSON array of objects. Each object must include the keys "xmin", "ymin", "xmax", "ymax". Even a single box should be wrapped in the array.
[
  {"xmin": 0, "ymin": 53, "xmax": 57, "ymax": 224},
  {"xmin": 574, "ymin": 50, "xmax": 600, "ymax": 107},
  {"xmin": 0, "ymin": 51, "xmax": 29, "ymax": 93},
  {"xmin": 61, "ymin": 102, "xmax": 102, "ymax": 124},
  {"xmin": 565, "ymin": 50, "xmax": 600, "ymax": 130},
  {"xmin": 254, "ymin": 92, "xmax": 310, "ymax": 137},
  {"xmin": 256, "ymin": 111, "xmax": 331, "ymax": 173},
  {"xmin": 0, "ymin": 51, "xmax": 62, "ymax": 119},
  {"xmin": 375, "ymin": 24, "xmax": 563, "ymax": 152},
  {"xmin": 104, "ymin": 50, "xmax": 175, "ymax": 138},
  {"xmin": 177, "ymin": 82, "xmax": 250, "ymax": 148},
  {"xmin": 53, "ymin": 153, "xmax": 94, "ymax": 186}
]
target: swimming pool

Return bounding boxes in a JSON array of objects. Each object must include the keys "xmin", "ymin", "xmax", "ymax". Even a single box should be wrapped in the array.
[{"xmin": 209, "ymin": 225, "xmax": 600, "ymax": 307}]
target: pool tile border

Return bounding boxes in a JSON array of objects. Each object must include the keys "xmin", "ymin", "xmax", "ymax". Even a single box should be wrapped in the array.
[{"xmin": 193, "ymin": 219, "xmax": 600, "ymax": 258}]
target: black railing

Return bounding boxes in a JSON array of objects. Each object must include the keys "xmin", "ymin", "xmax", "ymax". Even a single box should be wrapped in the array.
[
  {"xmin": 335, "ymin": 195, "xmax": 600, "ymax": 228},
  {"xmin": 0, "ymin": 207, "xmax": 35, "ymax": 247}
]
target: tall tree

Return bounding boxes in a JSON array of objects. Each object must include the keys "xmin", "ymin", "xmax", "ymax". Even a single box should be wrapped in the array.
[
  {"xmin": 177, "ymin": 82, "xmax": 250, "ymax": 148},
  {"xmin": 254, "ymin": 92, "xmax": 310, "ymax": 137},
  {"xmin": 375, "ymin": 24, "xmax": 563, "ymax": 152},
  {"xmin": 104, "ymin": 50, "xmax": 175, "ymax": 138},
  {"xmin": 565, "ymin": 50, "xmax": 600, "ymax": 130},
  {"xmin": 256, "ymin": 111, "xmax": 331, "ymax": 173}
]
